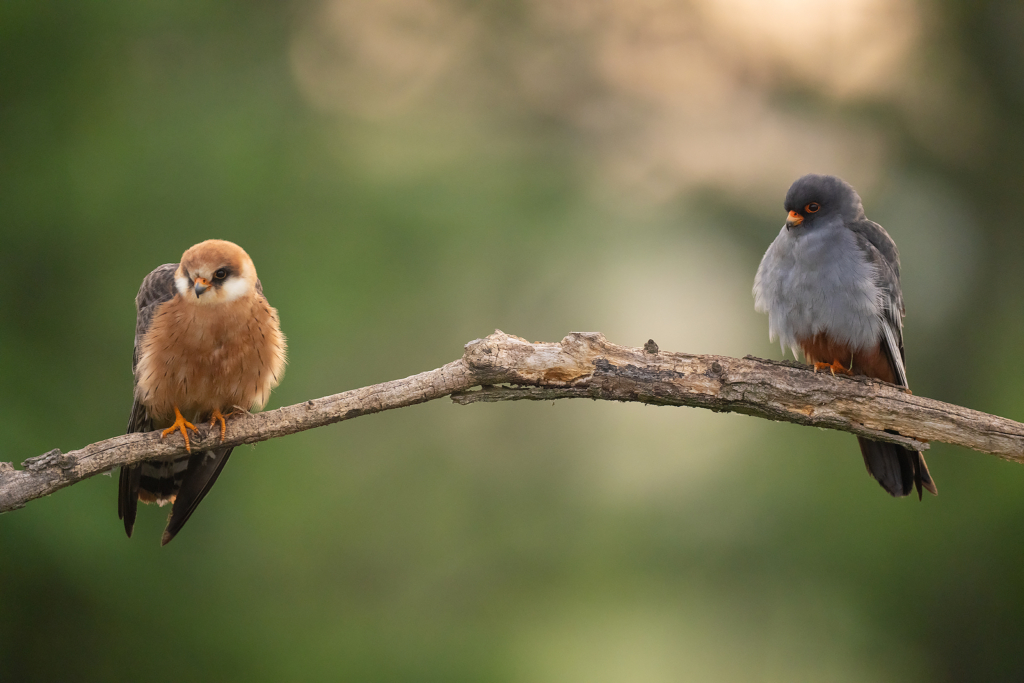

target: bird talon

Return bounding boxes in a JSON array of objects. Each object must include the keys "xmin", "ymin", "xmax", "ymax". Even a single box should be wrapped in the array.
[
  {"xmin": 831, "ymin": 359, "xmax": 853, "ymax": 376},
  {"xmin": 812, "ymin": 360, "xmax": 853, "ymax": 376},
  {"xmin": 160, "ymin": 406, "xmax": 199, "ymax": 453},
  {"xmin": 208, "ymin": 408, "xmax": 237, "ymax": 443}
]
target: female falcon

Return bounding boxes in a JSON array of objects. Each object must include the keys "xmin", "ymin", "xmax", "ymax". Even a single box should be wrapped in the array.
[{"xmin": 120, "ymin": 239, "xmax": 287, "ymax": 544}]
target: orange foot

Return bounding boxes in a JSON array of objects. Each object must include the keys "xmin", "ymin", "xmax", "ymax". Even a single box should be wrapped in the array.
[
  {"xmin": 813, "ymin": 359, "xmax": 854, "ymax": 376},
  {"xmin": 161, "ymin": 406, "xmax": 199, "ymax": 453},
  {"xmin": 208, "ymin": 407, "xmax": 239, "ymax": 444}
]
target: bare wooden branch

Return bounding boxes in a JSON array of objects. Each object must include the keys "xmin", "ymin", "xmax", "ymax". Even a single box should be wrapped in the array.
[{"xmin": 3, "ymin": 330, "xmax": 1023, "ymax": 513}]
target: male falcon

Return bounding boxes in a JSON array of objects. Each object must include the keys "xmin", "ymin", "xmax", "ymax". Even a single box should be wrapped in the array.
[
  {"xmin": 120, "ymin": 239, "xmax": 287, "ymax": 544},
  {"xmin": 753, "ymin": 174, "xmax": 936, "ymax": 499}
]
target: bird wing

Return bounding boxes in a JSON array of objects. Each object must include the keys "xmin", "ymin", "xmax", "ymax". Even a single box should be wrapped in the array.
[
  {"xmin": 849, "ymin": 220, "xmax": 936, "ymax": 498},
  {"xmin": 161, "ymin": 448, "xmax": 233, "ymax": 545},
  {"xmin": 126, "ymin": 263, "xmax": 179, "ymax": 434},
  {"xmin": 119, "ymin": 263, "xmax": 178, "ymax": 536},
  {"xmin": 849, "ymin": 219, "xmax": 908, "ymax": 387}
]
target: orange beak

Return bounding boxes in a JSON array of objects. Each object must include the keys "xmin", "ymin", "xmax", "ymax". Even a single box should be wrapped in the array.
[
  {"xmin": 194, "ymin": 277, "xmax": 211, "ymax": 297},
  {"xmin": 786, "ymin": 210, "xmax": 803, "ymax": 228}
]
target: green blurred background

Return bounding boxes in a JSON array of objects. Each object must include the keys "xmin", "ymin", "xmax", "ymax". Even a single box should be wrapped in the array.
[{"xmin": 3, "ymin": 1, "xmax": 1024, "ymax": 680}]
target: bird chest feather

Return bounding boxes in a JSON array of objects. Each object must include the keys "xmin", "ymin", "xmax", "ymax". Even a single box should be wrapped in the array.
[
  {"xmin": 135, "ymin": 293, "xmax": 286, "ymax": 422},
  {"xmin": 753, "ymin": 220, "xmax": 882, "ymax": 357}
]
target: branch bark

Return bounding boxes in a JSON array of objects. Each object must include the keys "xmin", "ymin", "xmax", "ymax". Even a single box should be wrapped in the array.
[{"xmin": 3, "ymin": 330, "xmax": 1023, "ymax": 513}]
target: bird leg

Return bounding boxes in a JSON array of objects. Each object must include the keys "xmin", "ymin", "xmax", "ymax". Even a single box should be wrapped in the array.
[
  {"xmin": 208, "ymin": 406, "xmax": 253, "ymax": 443},
  {"xmin": 813, "ymin": 359, "xmax": 854, "ymax": 376},
  {"xmin": 208, "ymin": 407, "xmax": 237, "ymax": 444},
  {"xmin": 161, "ymin": 406, "xmax": 199, "ymax": 453}
]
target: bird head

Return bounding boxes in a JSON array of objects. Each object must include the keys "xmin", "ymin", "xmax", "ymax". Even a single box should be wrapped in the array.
[
  {"xmin": 174, "ymin": 239, "xmax": 258, "ymax": 305},
  {"xmin": 782, "ymin": 173, "xmax": 865, "ymax": 231}
]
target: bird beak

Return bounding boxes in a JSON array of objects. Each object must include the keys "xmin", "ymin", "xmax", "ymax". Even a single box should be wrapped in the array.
[
  {"xmin": 785, "ymin": 210, "xmax": 804, "ymax": 229},
  {"xmin": 194, "ymin": 277, "xmax": 211, "ymax": 297}
]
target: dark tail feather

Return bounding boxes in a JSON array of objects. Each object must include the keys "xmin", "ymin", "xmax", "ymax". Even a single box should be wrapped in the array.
[
  {"xmin": 858, "ymin": 437, "xmax": 937, "ymax": 500},
  {"xmin": 161, "ymin": 448, "xmax": 233, "ymax": 546},
  {"xmin": 118, "ymin": 465, "xmax": 142, "ymax": 538}
]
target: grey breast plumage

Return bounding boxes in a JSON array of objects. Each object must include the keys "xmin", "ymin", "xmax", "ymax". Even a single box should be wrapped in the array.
[{"xmin": 753, "ymin": 213, "xmax": 883, "ymax": 358}]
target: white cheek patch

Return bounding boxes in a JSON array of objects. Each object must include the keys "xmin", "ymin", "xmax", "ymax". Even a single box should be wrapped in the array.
[
  {"xmin": 221, "ymin": 276, "xmax": 251, "ymax": 302},
  {"xmin": 175, "ymin": 275, "xmax": 191, "ymax": 296}
]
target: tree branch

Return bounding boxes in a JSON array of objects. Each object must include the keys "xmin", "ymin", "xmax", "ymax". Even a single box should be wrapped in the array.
[{"xmin": 3, "ymin": 330, "xmax": 1023, "ymax": 513}]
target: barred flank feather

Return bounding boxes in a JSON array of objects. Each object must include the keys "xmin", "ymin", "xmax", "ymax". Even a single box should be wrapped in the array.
[{"xmin": 136, "ymin": 455, "xmax": 192, "ymax": 505}]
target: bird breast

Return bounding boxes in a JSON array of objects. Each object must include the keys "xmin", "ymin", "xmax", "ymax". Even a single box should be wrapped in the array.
[
  {"xmin": 134, "ymin": 293, "xmax": 286, "ymax": 423},
  {"xmin": 753, "ymin": 220, "xmax": 882, "ymax": 357}
]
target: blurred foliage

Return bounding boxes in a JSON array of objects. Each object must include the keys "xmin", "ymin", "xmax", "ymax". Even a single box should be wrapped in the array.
[{"xmin": 3, "ymin": 1, "xmax": 1024, "ymax": 681}]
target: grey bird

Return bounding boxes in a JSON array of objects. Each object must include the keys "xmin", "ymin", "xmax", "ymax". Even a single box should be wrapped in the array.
[{"xmin": 753, "ymin": 174, "xmax": 937, "ymax": 499}]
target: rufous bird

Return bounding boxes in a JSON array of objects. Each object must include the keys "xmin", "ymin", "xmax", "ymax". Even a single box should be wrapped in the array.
[
  {"xmin": 753, "ymin": 174, "xmax": 936, "ymax": 498},
  {"xmin": 120, "ymin": 239, "xmax": 287, "ymax": 544}
]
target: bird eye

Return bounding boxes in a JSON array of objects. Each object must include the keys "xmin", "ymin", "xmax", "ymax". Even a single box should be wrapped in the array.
[
  {"xmin": 214, "ymin": 269, "xmax": 227, "ymax": 280},
  {"xmin": 805, "ymin": 202, "xmax": 820, "ymax": 213}
]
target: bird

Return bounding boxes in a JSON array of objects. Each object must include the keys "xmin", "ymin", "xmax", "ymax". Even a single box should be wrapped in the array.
[
  {"xmin": 119, "ymin": 239, "xmax": 287, "ymax": 544},
  {"xmin": 753, "ymin": 174, "xmax": 936, "ymax": 499}
]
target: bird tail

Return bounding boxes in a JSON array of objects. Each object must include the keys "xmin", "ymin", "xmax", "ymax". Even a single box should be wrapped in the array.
[
  {"xmin": 161, "ymin": 448, "xmax": 233, "ymax": 545},
  {"xmin": 118, "ymin": 448, "xmax": 233, "ymax": 544},
  {"xmin": 138, "ymin": 455, "xmax": 193, "ymax": 504},
  {"xmin": 118, "ymin": 454, "xmax": 191, "ymax": 537},
  {"xmin": 857, "ymin": 437, "xmax": 937, "ymax": 500}
]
